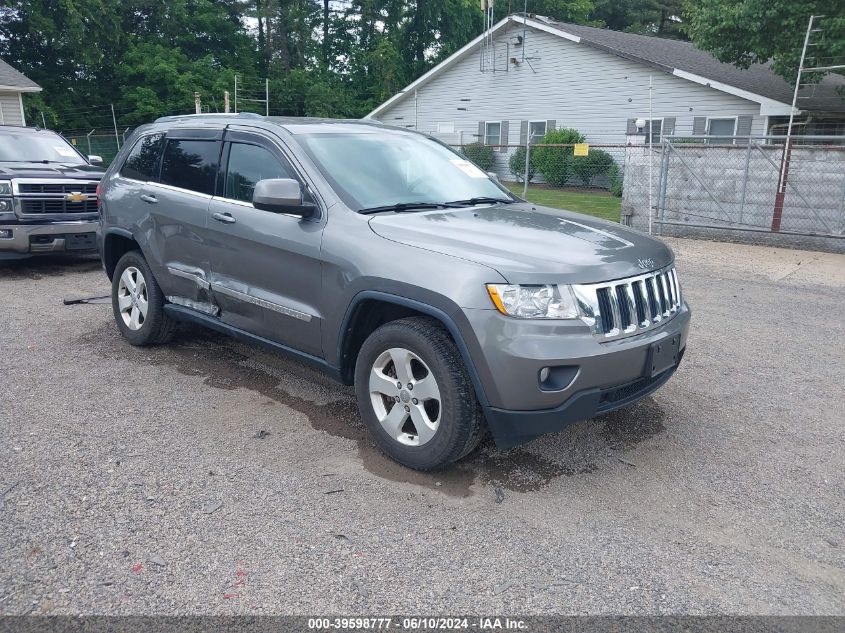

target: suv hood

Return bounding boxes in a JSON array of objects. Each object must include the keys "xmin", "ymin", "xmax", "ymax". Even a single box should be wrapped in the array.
[
  {"xmin": 0, "ymin": 162, "xmax": 104, "ymax": 179},
  {"xmin": 368, "ymin": 202, "xmax": 673, "ymax": 284}
]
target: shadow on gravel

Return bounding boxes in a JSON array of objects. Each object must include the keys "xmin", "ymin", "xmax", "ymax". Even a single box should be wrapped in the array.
[
  {"xmin": 81, "ymin": 323, "xmax": 666, "ymax": 497},
  {"xmin": 0, "ymin": 254, "xmax": 101, "ymax": 280}
]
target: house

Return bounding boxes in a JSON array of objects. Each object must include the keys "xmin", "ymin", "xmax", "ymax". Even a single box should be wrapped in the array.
[
  {"xmin": 367, "ymin": 14, "xmax": 845, "ymax": 150},
  {"xmin": 0, "ymin": 58, "xmax": 41, "ymax": 126}
]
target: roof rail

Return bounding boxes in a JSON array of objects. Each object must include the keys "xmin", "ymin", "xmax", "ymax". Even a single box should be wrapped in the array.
[{"xmin": 153, "ymin": 112, "xmax": 264, "ymax": 123}]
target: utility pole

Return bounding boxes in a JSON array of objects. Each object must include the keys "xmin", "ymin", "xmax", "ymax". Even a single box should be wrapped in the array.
[
  {"xmin": 265, "ymin": 78, "xmax": 269, "ymax": 116},
  {"xmin": 224, "ymin": 91, "xmax": 230, "ymax": 113},
  {"xmin": 234, "ymin": 75, "xmax": 238, "ymax": 113},
  {"xmin": 194, "ymin": 92, "xmax": 202, "ymax": 114}
]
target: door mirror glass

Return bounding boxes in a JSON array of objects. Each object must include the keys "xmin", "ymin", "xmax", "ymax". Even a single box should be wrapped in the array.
[
  {"xmin": 88, "ymin": 155, "xmax": 104, "ymax": 165},
  {"xmin": 253, "ymin": 178, "xmax": 315, "ymax": 217}
]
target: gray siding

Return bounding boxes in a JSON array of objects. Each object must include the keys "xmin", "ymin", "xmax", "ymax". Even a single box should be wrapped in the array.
[
  {"xmin": 0, "ymin": 92, "xmax": 24, "ymax": 126},
  {"xmin": 375, "ymin": 24, "xmax": 765, "ymax": 145}
]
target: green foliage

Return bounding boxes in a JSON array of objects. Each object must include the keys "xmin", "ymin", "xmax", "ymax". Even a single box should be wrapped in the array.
[
  {"xmin": 591, "ymin": 0, "xmax": 688, "ymax": 39},
  {"xmin": 571, "ymin": 148, "xmax": 616, "ymax": 186},
  {"xmin": 686, "ymin": 0, "xmax": 845, "ymax": 83},
  {"xmin": 509, "ymin": 145, "xmax": 536, "ymax": 183},
  {"xmin": 532, "ymin": 128, "xmax": 586, "ymax": 187},
  {"xmin": 607, "ymin": 162, "xmax": 624, "ymax": 197},
  {"xmin": 461, "ymin": 143, "xmax": 495, "ymax": 171}
]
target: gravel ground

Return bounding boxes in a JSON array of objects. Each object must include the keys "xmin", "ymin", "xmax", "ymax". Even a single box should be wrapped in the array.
[{"xmin": 0, "ymin": 239, "xmax": 843, "ymax": 615}]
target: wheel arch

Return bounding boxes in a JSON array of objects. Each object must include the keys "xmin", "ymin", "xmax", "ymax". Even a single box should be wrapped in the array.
[
  {"xmin": 337, "ymin": 291, "xmax": 490, "ymax": 407},
  {"xmin": 102, "ymin": 228, "xmax": 140, "ymax": 280}
]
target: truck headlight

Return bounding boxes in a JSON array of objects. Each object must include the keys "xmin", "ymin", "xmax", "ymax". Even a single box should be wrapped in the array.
[
  {"xmin": 0, "ymin": 181, "xmax": 11, "ymax": 196},
  {"xmin": 486, "ymin": 284, "xmax": 580, "ymax": 319}
]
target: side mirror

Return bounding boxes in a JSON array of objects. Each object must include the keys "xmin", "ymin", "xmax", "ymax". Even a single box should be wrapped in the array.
[
  {"xmin": 88, "ymin": 155, "xmax": 104, "ymax": 165},
  {"xmin": 252, "ymin": 178, "xmax": 316, "ymax": 217},
  {"xmin": 487, "ymin": 171, "xmax": 500, "ymax": 182}
]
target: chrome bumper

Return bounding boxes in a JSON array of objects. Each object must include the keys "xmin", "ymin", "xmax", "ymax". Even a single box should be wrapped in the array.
[{"xmin": 0, "ymin": 220, "xmax": 98, "ymax": 254}]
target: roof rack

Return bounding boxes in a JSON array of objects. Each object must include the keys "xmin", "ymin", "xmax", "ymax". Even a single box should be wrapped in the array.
[{"xmin": 153, "ymin": 112, "xmax": 264, "ymax": 123}]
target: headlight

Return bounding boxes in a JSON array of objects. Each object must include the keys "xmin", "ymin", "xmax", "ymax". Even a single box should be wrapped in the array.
[
  {"xmin": 0, "ymin": 181, "xmax": 11, "ymax": 196},
  {"xmin": 486, "ymin": 284, "xmax": 580, "ymax": 319}
]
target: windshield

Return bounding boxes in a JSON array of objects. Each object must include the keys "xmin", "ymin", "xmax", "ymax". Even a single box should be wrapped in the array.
[
  {"xmin": 294, "ymin": 130, "xmax": 514, "ymax": 212},
  {"xmin": 0, "ymin": 132, "xmax": 87, "ymax": 165}
]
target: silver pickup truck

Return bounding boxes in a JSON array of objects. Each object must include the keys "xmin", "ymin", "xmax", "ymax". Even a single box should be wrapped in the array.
[
  {"xmin": 98, "ymin": 114, "xmax": 690, "ymax": 470},
  {"xmin": 0, "ymin": 125, "xmax": 104, "ymax": 259}
]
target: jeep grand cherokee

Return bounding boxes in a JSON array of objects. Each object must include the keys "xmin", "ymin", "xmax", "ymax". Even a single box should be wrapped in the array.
[{"xmin": 98, "ymin": 114, "xmax": 690, "ymax": 470}]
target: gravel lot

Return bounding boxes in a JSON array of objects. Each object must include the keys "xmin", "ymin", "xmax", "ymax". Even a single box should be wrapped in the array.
[{"xmin": 1, "ymin": 238, "xmax": 843, "ymax": 615}]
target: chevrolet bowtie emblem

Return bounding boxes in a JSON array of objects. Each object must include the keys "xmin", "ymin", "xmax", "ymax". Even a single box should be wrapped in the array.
[{"xmin": 66, "ymin": 192, "xmax": 88, "ymax": 203}]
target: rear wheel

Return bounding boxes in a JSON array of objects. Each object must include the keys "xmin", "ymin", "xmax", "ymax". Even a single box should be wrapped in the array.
[
  {"xmin": 354, "ymin": 317, "xmax": 485, "ymax": 470},
  {"xmin": 111, "ymin": 251, "xmax": 176, "ymax": 346}
]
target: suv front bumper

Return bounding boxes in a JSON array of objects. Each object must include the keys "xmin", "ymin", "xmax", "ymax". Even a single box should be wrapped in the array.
[
  {"xmin": 0, "ymin": 220, "xmax": 98, "ymax": 257},
  {"xmin": 463, "ymin": 304, "xmax": 691, "ymax": 448}
]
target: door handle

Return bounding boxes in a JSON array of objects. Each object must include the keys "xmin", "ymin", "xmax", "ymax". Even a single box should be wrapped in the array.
[
  {"xmin": 212, "ymin": 212, "xmax": 237, "ymax": 224},
  {"xmin": 140, "ymin": 194, "xmax": 157, "ymax": 204}
]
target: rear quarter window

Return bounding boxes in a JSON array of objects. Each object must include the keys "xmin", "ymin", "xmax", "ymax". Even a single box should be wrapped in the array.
[
  {"xmin": 120, "ymin": 133, "xmax": 164, "ymax": 181},
  {"xmin": 160, "ymin": 139, "xmax": 220, "ymax": 196}
]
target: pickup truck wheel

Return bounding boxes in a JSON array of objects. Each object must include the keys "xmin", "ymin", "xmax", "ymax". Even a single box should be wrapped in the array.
[
  {"xmin": 111, "ymin": 251, "xmax": 176, "ymax": 346},
  {"xmin": 354, "ymin": 317, "xmax": 485, "ymax": 470}
]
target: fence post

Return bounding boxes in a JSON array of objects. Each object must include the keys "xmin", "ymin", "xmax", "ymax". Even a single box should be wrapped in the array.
[
  {"xmin": 772, "ymin": 137, "xmax": 792, "ymax": 232},
  {"xmin": 656, "ymin": 139, "xmax": 671, "ymax": 232},
  {"xmin": 110, "ymin": 104, "xmax": 120, "ymax": 150},
  {"xmin": 522, "ymin": 136, "xmax": 531, "ymax": 200},
  {"xmin": 86, "ymin": 129, "xmax": 95, "ymax": 156},
  {"xmin": 738, "ymin": 139, "xmax": 753, "ymax": 224}
]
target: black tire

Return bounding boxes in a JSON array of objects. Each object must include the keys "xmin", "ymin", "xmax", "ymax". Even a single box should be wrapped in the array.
[
  {"xmin": 111, "ymin": 250, "xmax": 177, "ymax": 346},
  {"xmin": 354, "ymin": 316, "xmax": 485, "ymax": 470}
]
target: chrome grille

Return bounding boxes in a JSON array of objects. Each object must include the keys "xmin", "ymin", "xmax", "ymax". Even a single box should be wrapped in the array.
[
  {"xmin": 12, "ymin": 178, "xmax": 99, "ymax": 218},
  {"xmin": 573, "ymin": 266, "xmax": 682, "ymax": 341}
]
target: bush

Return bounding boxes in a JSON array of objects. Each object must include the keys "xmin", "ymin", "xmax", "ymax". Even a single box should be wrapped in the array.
[
  {"xmin": 571, "ymin": 148, "xmax": 616, "ymax": 187},
  {"xmin": 608, "ymin": 162, "xmax": 624, "ymax": 197},
  {"xmin": 531, "ymin": 128, "xmax": 585, "ymax": 186},
  {"xmin": 509, "ymin": 145, "xmax": 536, "ymax": 183},
  {"xmin": 460, "ymin": 142, "xmax": 495, "ymax": 171}
]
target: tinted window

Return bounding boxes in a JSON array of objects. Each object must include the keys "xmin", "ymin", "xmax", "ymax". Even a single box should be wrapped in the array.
[
  {"xmin": 160, "ymin": 139, "xmax": 220, "ymax": 195},
  {"xmin": 225, "ymin": 143, "xmax": 293, "ymax": 203},
  {"xmin": 121, "ymin": 133, "xmax": 164, "ymax": 181}
]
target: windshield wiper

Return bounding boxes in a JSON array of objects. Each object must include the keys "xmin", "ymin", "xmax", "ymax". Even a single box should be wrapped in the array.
[
  {"xmin": 359, "ymin": 202, "xmax": 449, "ymax": 215},
  {"xmin": 444, "ymin": 196, "xmax": 515, "ymax": 206}
]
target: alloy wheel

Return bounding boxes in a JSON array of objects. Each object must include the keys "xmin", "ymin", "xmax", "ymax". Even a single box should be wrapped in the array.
[{"xmin": 116, "ymin": 266, "xmax": 149, "ymax": 331}]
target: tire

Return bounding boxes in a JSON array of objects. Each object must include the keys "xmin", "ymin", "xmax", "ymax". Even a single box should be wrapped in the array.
[
  {"xmin": 111, "ymin": 250, "xmax": 177, "ymax": 346},
  {"xmin": 354, "ymin": 316, "xmax": 485, "ymax": 470}
]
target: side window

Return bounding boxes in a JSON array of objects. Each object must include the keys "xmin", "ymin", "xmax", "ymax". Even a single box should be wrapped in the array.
[
  {"xmin": 120, "ymin": 133, "xmax": 164, "ymax": 181},
  {"xmin": 160, "ymin": 139, "xmax": 220, "ymax": 195},
  {"xmin": 225, "ymin": 142, "xmax": 293, "ymax": 203}
]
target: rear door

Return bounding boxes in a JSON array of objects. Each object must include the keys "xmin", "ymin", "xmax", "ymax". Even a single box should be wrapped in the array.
[
  {"xmin": 143, "ymin": 128, "xmax": 223, "ymax": 301},
  {"xmin": 206, "ymin": 129, "xmax": 324, "ymax": 356}
]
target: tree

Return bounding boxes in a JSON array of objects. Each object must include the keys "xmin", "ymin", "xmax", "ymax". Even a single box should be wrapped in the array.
[{"xmin": 686, "ymin": 0, "xmax": 845, "ymax": 83}]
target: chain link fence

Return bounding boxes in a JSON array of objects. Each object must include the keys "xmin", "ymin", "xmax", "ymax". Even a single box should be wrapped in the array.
[{"xmin": 60, "ymin": 130, "xmax": 134, "ymax": 166}]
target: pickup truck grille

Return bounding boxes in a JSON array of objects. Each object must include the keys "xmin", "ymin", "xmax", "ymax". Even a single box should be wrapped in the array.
[
  {"xmin": 20, "ymin": 199, "xmax": 98, "ymax": 214},
  {"xmin": 12, "ymin": 179, "xmax": 99, "ymax": 218},
  {"xmin": 573, "ymin": 266, "xmax": 682, "ymax": 341},
  {"xmin": 18, "ymin": 182, "xmax": 98, "ymax": 195}
]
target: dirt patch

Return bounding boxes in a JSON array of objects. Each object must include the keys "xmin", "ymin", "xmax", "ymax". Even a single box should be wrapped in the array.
[{"xmin": 81, "ymin": 323, "xmax": 664, "ymax": 497}]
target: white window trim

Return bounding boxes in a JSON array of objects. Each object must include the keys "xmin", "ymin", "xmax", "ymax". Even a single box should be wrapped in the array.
[
  {"xmin": 484, "ymin": 121, "xmax": 502, "ymax": 146},
  {"xmin": 528, "ymin": 120, "xmax": 547, "ymax": 143},
  {"xmin": 705, "ymin": 116, "xmax": 738, "ymax": 144}
]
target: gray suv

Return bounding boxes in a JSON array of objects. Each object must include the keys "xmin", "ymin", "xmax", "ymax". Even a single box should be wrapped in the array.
[{"xmin": 98, "ymin": 114, "xmax": 690, "ymax": 470}]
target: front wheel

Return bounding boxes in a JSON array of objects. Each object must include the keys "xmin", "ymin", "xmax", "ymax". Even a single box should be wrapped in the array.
[
  {"xmin": 111, "ymin": 250, "xmax": 177, "ymax": 346},
  {"xmin": 354, "ymin": 317, "xmax": 485, "ymax": 470}
]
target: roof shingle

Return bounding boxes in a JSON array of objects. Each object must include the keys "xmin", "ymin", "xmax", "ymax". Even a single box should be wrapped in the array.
[{"xmin": 0, "ymin": 58, "xmax": 41, "ymax": 91}]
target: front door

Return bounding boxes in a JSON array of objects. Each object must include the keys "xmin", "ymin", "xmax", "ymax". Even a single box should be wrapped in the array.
[{"xmin": 206, "ymin": 130, "xmax": 324, "ymax": 357}]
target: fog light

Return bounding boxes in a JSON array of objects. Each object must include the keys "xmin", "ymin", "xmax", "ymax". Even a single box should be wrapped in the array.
[
  {"xmin": 539, "ymin": 365, "xmax": 579, "ymax": 391},
  {"xmin": 0, "ymin": 229, "xmax": 12, "ymax": 239},
  {"xmin": 0, "ymin": 200, "xmax": 10, "ymax": 212}
]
